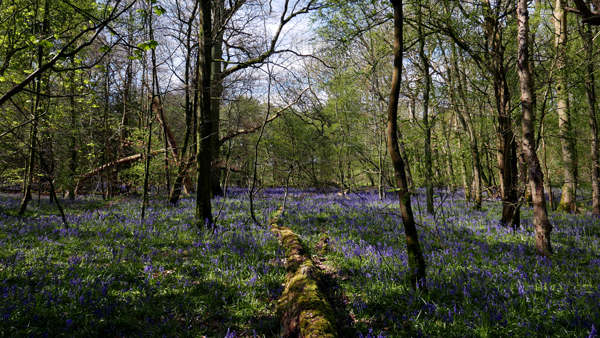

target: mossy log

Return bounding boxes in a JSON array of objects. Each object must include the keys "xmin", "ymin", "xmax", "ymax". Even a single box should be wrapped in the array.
[{"xmin": 270, "ymin": 211, "xmax": 338, "ymax": 338}]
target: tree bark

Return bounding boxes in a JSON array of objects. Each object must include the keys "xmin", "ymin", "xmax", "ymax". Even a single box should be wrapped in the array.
[
  {"xmin": 18, "ymin": 121, "xmax": 36, "ymax": 216},
  {"xmin": 195, "ymin": 0, "xmax": 214, "ymax": 229},
  {"xmin": 211, "ymin": 0, "xmax": 225, "ymax": 197},
  {"xmin": 417, "ymin": 3, "xmax": 434, "ymax": 214},
  {"xmin": 68, "ymin": 63, "xmax": 77, "ymax": 200},
  {"xmin": 517, "ymin": 0, "xmax": 552, "ymax": 255},
  {"xmin": 388, "ymin": 0, "xmax": 426, "ymax": 290},
  {"xmin": 140, "ymin": 97, "xmax": 154, "ymax": 220},
  {"xmin": 554, "ymin": 0, "xmax": 578, "ymax": 213},
  {"xmin": 75, "ymin": 150, "xmax": 165, "ymax": 193},
  {"xmin": 581, "ymin": 24, "xmax": 600, "ymax": 216},
  {"xmin": 18, "ymin": 0, "xmax": 47, "ymax": 216},
  {"xmin": 482, "ymin": 0, "xmax": 519, "ymax": 226}
]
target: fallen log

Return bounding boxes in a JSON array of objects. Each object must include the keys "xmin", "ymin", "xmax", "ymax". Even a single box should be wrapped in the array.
[
  {"xmin": 269, "ymin": 207, "xmax": 338, "ymax": 338},
  {"xmin": 75, "ymin": 149, "xmax": 165, "ymax": 193}
]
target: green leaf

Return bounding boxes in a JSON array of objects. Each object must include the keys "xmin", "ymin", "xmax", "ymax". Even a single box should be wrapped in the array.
[
  {"xmin": 137, "ymin": 40, "xmax": 158, "ymax": 51},
  {"xmin": 99, "ymin": 46, "xmax": 111, "ymax": 53},
  {"xmin": 153, "ymin": 6, "xmax": 166, "ymax": 16}
]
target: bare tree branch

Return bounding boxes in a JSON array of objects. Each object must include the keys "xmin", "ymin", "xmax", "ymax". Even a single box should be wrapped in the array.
[{"xmin": 219, "ymin": 87, "xmax": 309, "ymax": 145}]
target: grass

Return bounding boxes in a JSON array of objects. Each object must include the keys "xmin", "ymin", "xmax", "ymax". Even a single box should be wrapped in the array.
[
  {"xmin": 0, "ymin": 188, "xmax": 599, "ymax": 337},
  {"xmin": 0, "ymin": 191, "xmax": 285, "ymax": 337},
  {"xmin": 280, "ymin": 188, "xmax": 600, "ymax": 337}
]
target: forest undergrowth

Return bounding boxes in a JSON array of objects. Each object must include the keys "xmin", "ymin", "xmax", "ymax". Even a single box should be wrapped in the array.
[{"xmin": 0, "ymin": 188, "xmax": 598, "ymax": 337}]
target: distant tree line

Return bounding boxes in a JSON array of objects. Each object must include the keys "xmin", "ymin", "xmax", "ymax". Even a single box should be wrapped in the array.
[{"xmin": 1, "ymin": 0, "xmax": 599, "ymax": 245}]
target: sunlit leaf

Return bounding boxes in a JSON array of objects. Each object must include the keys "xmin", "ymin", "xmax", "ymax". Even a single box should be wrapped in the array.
[
  {"xmin": 153, "ymin": 6, "xmax": 166, "ymax": 16},
  {"xmin": 137, "ymin": 40, "xmax": 158, "ymax": 51}
]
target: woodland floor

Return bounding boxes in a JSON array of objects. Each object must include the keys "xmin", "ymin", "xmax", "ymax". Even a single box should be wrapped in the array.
[{"xmin": 0, "ymin": 188, "xmax": 599, "ymax": 337}]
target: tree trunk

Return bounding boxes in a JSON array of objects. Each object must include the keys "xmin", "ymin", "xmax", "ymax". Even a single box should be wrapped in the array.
[
  {"xmin": 442, "ymin": 126, "xmax": 455, "ymax": 190},
  {"xmin": 169, "ymin": 2, "xmax": 199, "ymax": 205},
  {"xmin": 388, "ymin": 0, "xmax": 426, "ymax": 290},
  {"xmin": 195, "ymin": 0, "xmax": 214, "ymax": 228},
  {"xmin": 76, "ymin": 149, "xmax": 165, "ymax": 193},
  {"xmin": 554, "ymin": 0, "xmax": 578, "ymax": 213},
  {"xmin": 141, "ymin": 6, "xmax": 155, "ymax": 221},
  {"xmin": 417, "ymin": 3, "xmax": 433, "ymax": 214},
  {"xmin": 67, "ymin": 58, "xmax": 78, "ymax": 200},
  {"xmin": 517, "ymin": 0, "xmax": 552, "ymax": 255},
  {"xmin": 18, "ymin": 121, "xmax": 36, "ymax": 216},
  {"xmin": 482, "ymin": 0, "xmax": 518, "ymax": 226},
  {"xmin": 121, "ymin": 21, "xmax": 134, "ymax": 160},
  {"xmin": 19, "ymin": 0, "xmax": 48, "ymax": 215},
  {"xmin": 581, "ymin": 25, "xmax": 600, "ymax": 216},
  {"xmin": 496, "ymin": 73, "xmax": 518, "ymax": 225},
  {"xmin": 398, "ymin": 130, "xmax": 413, "ymax": 190},
  {"xmin": 211, "ymin": 0, "xmax": 225, "ymax": 197},
  {"xmin": 140, "ymin": 97, "xmax": 154, "ymax": 221},
  {"xmin": 458, "ymin": 137, "xmax": 472, "ymax": 201},
  {"xmin": 159, "ymin": 104, "xmax": 171, "ymax": 195}
]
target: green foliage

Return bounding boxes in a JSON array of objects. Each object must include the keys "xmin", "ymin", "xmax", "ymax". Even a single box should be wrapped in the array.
[
  {"xmin": 137, "ymin": 40, "xmax": 159, "ymax": 51},
  {"xmin": 152, "ymin": 5, "xmax": 166, "ymax": 16}
]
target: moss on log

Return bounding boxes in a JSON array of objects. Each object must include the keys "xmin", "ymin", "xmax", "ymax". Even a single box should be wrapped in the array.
[{"xmin": 270, "ymin": 211, "xmax": 338, "ymax": 338}]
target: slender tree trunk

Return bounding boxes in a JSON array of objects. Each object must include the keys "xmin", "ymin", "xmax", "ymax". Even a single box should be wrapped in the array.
[
  {"xmin": 160, "ymin": 108, "xmax": 170, "ymax": 195},
  {"xmin": 541, "ymin": 124, "xmax": 555, "ymax": 210},
  {"xmin": 38, "ymin": 151, "xmax": 69, "ymax": 228},
  {"xmin": 442, "ymin": 38, "xmax": 473, "ymax": 202},
  {"xmin": 141, "ymin": 4, "xmax": 154, "ymax": 221},
  {"xmin": 195, "ymin": 0, "xmax": 214, "ymax": 228},
  {"xmin": 19, "ymin": 0, "xmax": 50, "ymax": 215},
  {"xmin": 169, "ymin": 2, "xmax": 199, "ymax": 205},
  {"xmin": 458, "ymin": 137, "xmax": 472, "ymax": 201},
  {"xmin": 479, "ymin": 0, "xmax": 519, "ymax": 225},
  {"xmin": 211, "ymin": 0, "xmax": 225, "ymax": 197},
  {"xmin": 19, "ymin": 121, "xmax": 36, "ymax": 216},
  {"xmin": 388, "ymin": 0, "xmax": 426, "ymax": 290},
  {"xmin": 497, "ymin": 75, "xmax": 519, "ymax": 226},
  {"xmin": 121, "ymin": 27, "xmax": 133, "ymax": 160},
  {"xmin": 581, "ymin": 25, "xmax": 600, "ymax": 216},
  {"xmin": 148, "ymin": 11, "xmax": 170, "ymax": 196},
  {"xmin": 105, "ymin": 71, "xmax": 114, "ymax": 198},
  {"xmin": 141, "ymin": 99, "xmax": 153, "ymax": 220},
  {"xmin": 484, "ymin": 139, "xmax": 494, "ymax": 189},
  {"xmin": 68, "ymin": 74, "xmax": 77, "ymax": 200},
  {"xmin": 443, "ymin": 127, "xmax": 455, "ymax": 190},
  {"xmin": 517, "ymin": 0, "xmax": 552, "ymax": 255},
  {"xmin": 379, "ymin": 136, "xmax": 384, "ymax": 200},
  {"xmin": 417, "ymin": 4, "xmax": 433, "ymax": 214},
  {"xmin": 451, "ymin": 45, "xmax": 482, "ymax": 209},
  {"xmin": 398, "ymin": 130, "xmax": 413, "ymax": 190},
  {"xmin": 554, "ymin": 0, "xmax": 577, "ymax": 213},
  {"xmin": 510, "ymin": 135, "xmax": 521, "ymax": 226}
]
